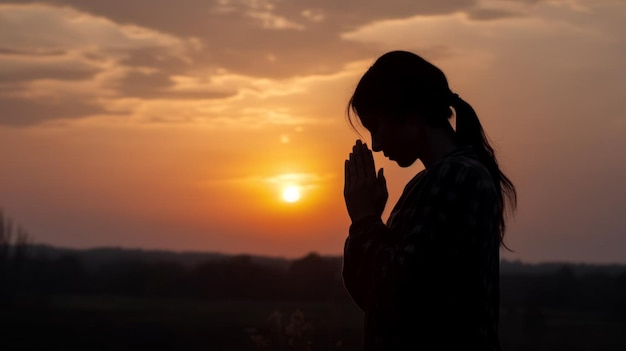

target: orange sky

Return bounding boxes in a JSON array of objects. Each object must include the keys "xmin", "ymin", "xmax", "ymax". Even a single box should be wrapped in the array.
[{"xmin": 1, "ymin": 0, "xmax": 625, "ymax": 263}]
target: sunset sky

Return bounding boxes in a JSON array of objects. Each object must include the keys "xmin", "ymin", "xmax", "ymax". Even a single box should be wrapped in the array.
[{"xmin": 1, "ymin": 0, "xmax": 625, "ymax": 263}]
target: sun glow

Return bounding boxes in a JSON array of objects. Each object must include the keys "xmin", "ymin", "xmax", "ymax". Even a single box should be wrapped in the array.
[
  {"xmin": 282, "ymin": 185, "xmax": 301, "ymax": 203},
  {"xmin": 264, "ymin": 172, "xmax": 331, "ymax": 206}
]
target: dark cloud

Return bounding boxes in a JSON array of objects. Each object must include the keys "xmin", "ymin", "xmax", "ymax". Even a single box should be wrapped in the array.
[
  {"xmin": 27, "ymin": 0, "xmax": 478, "ymax": 36},
  {"xmin": 109, "ymin": 47, "xmax": 210, "ymax": 99},
  {"xmin": 0, "ymin": 96, "xmax": 108, "ymax": 126},
  {"xmin": 467, "ymin": 8, "xmax": 525, "ymax": 20},
  {"xmin": 116, "ymin": 70, "xmax": 235, "ymax": 100},
  {"xmin": 0, "ymin": 48, "xmax": 67, "ymax": 56},
  {"xmin": 0, "ymin": 0, "xmax": 541, "ymax": 126},
  {"xmin": 0, "ymin": 66, "xmax": 96, "ymax": 83},
  {"xmin": 0, "ymin": 0, "xmax": 480, "ymax": 78},
  {"xmin": 0, "ymin": 48, "xmax": 99, "ymax": 82}
]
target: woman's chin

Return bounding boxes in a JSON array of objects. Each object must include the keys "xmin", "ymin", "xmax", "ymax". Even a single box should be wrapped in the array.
[
  {"xmin": 395, "ymin": 157, "xmax": 419, "ymax": 168},
  {"xmin": 395, "ymin": 159, "xmax": 412, "ymax": 168}
]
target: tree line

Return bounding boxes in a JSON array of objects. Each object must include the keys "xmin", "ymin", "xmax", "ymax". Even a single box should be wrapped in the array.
[{"xmin": 2, "ymin": 210, "xmax": 626, "ymax": 321}]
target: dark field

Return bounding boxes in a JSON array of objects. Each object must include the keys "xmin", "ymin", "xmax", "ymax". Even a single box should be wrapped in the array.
[
  {"xmin": 2, "ymin": 244, "xmax": 626, "ymax": 350},
  {"xmin": 4, "ymin": 295, "xmax": 626, "ymax": 351}
]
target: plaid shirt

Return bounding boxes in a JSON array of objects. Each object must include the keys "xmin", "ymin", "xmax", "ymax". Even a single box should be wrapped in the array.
[{"xmin": 343, "ymin": 146, "xmax": 502, "ymax": 351}]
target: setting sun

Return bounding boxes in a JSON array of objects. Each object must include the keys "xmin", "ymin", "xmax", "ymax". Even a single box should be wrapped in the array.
[{"xmin": 282, "ymin": 186, "xmax": 301, "ymax": 203}]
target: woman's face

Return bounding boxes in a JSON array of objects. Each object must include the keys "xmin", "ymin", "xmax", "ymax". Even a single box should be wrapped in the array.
[{"xmin": 361, "ymin": 114, "xmax": 426, "ymax": 168}]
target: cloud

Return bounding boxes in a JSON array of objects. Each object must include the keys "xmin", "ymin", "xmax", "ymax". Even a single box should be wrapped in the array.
[
  {"xmin": 207, "ymin": 171, "xmax": 336, "ymax": 192},
  {"xmin": 340, "ymin": 2, "xmax": 620, "ymax": 66},
  {"xmin": 0, "ymin": 96, "xmax": 108, "ymax": 126},
  {"xmin": 467, "ymin": 7, "xmax": 524, "ymax": 20},
  {"xmin": 0, "ymin": 49, "xmax": 98, "ymax": 83},
  {"xmin": 0, "ymin": 0, "xmax": 590, "ymax": 127},
  {"xmin": 263, "ymin": 172, "xmax": 336, "ymax": 191},
  {"xmin": 245, "ymin": 9, "xmax": 306, "ymax": 30},
  {"xmin": 0, "ymin": 4, "xmax": 184, "ymax": 51},
  {"xmin": 1, "ymin": 0, "xmax": 483, "ymax": 78},
  {"xmin": 0, "ymin": 3, "xmax": 199, "ymax": 125}
]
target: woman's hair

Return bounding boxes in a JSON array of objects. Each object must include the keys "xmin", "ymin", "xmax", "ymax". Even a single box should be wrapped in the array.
[{"xmin": 347, "ymin": 50, "xmax": 517, "ymax": 247}]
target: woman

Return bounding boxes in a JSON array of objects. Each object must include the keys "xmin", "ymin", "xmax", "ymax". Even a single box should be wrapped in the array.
[{"xmin": 342, "ymin": 51, "xmax": 517, "ymax": 350}]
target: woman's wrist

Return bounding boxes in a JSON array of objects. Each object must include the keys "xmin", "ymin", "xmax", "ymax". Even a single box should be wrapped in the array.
[{"xmin": 349, "ymin": 214, "xmax": 383, "ymax": 237}]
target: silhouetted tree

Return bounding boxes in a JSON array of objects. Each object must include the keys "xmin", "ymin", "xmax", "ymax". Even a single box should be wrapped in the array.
[{"xmin": 0, "ymin": 210, "xmax": 30, "ymax": 303}]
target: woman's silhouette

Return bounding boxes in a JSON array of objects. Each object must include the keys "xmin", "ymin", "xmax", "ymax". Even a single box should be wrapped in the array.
[{"xmin": 342, "ymin": 51, "xmax": 517, "ymax": 350}]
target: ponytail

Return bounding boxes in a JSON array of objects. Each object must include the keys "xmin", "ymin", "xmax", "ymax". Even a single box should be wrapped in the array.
[{"xmin": 451, "ymin": 94, "xmax": 517, "ymax": 249}]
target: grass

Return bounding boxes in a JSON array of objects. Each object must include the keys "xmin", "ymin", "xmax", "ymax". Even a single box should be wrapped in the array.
[{"xmin": 3, "ymin": 294, "xmax": 625, "ymax": 350}]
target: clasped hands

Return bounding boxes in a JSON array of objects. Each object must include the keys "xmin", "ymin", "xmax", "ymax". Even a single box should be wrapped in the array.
[{"xmin": 344, "ymin": 140, "xmax": 388, "ymax": 223}]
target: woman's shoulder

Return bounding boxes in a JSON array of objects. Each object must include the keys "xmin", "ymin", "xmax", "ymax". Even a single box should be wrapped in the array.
[
  {"xmin": 428, "ymin": 146, "xmax": 493, "ymax": 187},
  {"xmin": 433, "ymin": 145, "xmax": 485, "ymax": 169}
]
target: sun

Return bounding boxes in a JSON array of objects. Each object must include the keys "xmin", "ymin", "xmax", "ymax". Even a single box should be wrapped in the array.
[{"xmin": 282, "ymin": 185, "xmax": 301, "ymax": 203}]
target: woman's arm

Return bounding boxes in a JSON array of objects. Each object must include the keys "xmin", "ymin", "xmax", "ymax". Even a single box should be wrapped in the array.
[
  {"xmin": 342, "ymin": 215, "xmax": 391, "ymax": 311},
  {"xmin": 342, "ymin": 156, "xmax": 499, "ymax": 314}
]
